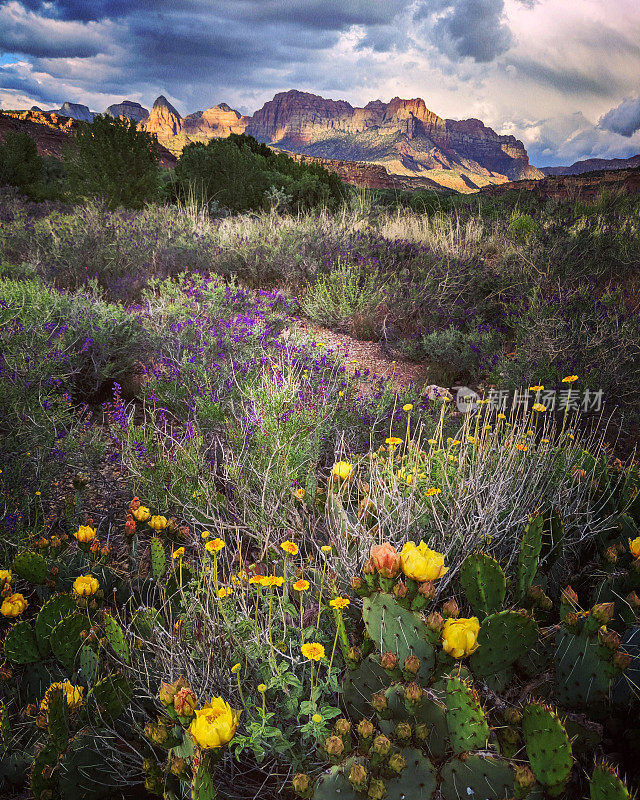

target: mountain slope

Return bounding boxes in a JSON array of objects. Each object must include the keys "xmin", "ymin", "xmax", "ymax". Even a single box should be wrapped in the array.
[{"xmin": 141, "ymin": 89, "xmax": 542, "ymax": 192}]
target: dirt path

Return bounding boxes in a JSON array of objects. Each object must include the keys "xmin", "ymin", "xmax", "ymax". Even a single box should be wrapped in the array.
[{"xmin": 292, "ymin": 319, "xmax": 429, "ymax": 395}]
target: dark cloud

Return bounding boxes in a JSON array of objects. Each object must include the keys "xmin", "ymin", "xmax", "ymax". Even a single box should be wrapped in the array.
[
  {"xmin": 599, "ymin": 95, "xmax": 640, "ymax": 137},
  {"xmin": 416, "ymin": 0, "xmax": 512, "ymax": 63},
  {"xmin": 505, "ymin": 56, "xmax": 618, "ymax": 98}
]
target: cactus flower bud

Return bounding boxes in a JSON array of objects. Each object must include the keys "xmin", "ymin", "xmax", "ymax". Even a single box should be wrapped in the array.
[
  {"xmin": 604, "ymin": 546, "xmax": 618, "ymax": 564},
  {"xmin": 387, "ymin": 752, "xmax": 407, "ymax": 776},
  {"xmin": 380, "ymin": 652, "xmax": 399, "ymax": 672},
  {"xmin": 441, "ymin": 598, "xmax": 460, "ymax": 618},
  {"xmin": 357, "ymin": 718, "xmax": 375, "ymax": 739},
  {"xmin": 403, "ymin": 682, "xmax": 423, "ymax": 708},
  {"xmin": 592, "ymin": 603, "xmax": 615, "ymax": 625},
  {"xmin": 514, "ymin": 764, "xmax": 536, "ymax": 792},
  {"xmin": 598, "ymin": 628, "xmax": 620, "ymax": 650},
  {"xmin": 561, "ymin": 586, "xmax": 579, "ymax": 609},
  {"xmin": 418, "ymin": 581, "xmax": 436, "ymax": 600},
  {"xmin": 425, "ymin": 611, "xmax": 444, "ymax": 632},
  {"xmin": 324, "ymin": 735, "xmax": 345, "ymax": 761},
  {"xmin": 173, "ymin": 686, "xmax": 197, "ymax": 717},
  {"xmin": 613, "ymin": 650, "xmax": 631, "ymax": 671},
  {"xmin": 503, "ymin": 708, "xmax": 522, "ymax": 725},
  {"xmin": 159, "ymin": 677, "xmax": 182, "ymax": 706},
  {"xmin": 414, "ymin": 723, "xmax": 430, "ymax": 743},
  {"xmin": 292, "ymin": 773, "xmax": 313, "ymax": 799},
  {"xmin": 348, "ymin": 763, "xmax": 369, "ymax": 792},
  {"xmin": 334, "ymin": 718, "xmax": 351, "ymax": 737},
  {"xmin": 626, "ymin": 591, "xmax": 640, "ymax": 609},
  {"xmin": 371, "ymin": 734, "xmax": 391, "ymax": 757},
  {"xmin": 368, "ymin": 778, "xmax": 387, "ymax": 800},
  {"xmin": 394, "ymin": 722, "xmax": 412, "ymax": 744},
  {"xmin": 170, "ymin": 757, "xmax": 188, "ymax": 777},
  {"xmin": 403, "ymin": 655, "xmax": 420, "ymax": 676},
  {"xmin": 363, "ymin": 558, "xmax": 376, "ymax": 576},
  {"xmin": 371, "ymin": 692, "xmax": 388, "ymax": 714},
  {"xmin": 392, "ymin": 580, "xmax": 408, "ymax": 600},
  {"xmin": 351, "ymin": 576, "xmax": 364, "ymax": 592},
  {"xmin": 563, "ymin": 612, "xmax": 580, "ymax": 633}
]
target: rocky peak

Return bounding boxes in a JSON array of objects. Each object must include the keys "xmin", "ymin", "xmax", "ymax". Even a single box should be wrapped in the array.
[
  {"xmin": 141, "ymin": 95, "xmax": 182, "ymax": 137},
  {"xmin": 106, "ymin": 100, "xmax": 149, "ymax": 123},
  {"xmin": 58, "ymin": 102, "xmax": 94, "ymax": 121}
]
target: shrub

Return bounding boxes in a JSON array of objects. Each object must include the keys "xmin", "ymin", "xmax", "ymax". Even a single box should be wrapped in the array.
[
  {"xmin": 507, "ymin": 213, "xmax": 539, "ymax": 241},
  {"xmin": 64, "ymin": 115, "xmax": 160, "ymax": 209},
  {"xmin": 0, "ymin": 131, "xmax": 43, "ymax": 190}
]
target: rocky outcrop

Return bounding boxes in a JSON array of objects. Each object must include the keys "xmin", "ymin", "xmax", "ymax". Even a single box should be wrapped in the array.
[
  {"xmin": 182, "ymin": 104, "xmax": 249, "ymax": 138},
  {"xmin": 481, "ymin": 166, "xmax": 640, "ymax": 201},
  {"xmin": 141, "ymin": 95, "xmax": 182, "ymax": 137},
  {"xmin": 541, "ymin": 154, "xmax": 640, "ymax": 176},
  {"xmin": 106, "ymin": 100, "xmax": 149, "ymax": 123},
  {"xmin": 57, "ymin": 102, "xmax": 94, "ymax": 121},
  {"xmin": 244, "ymin": 90, "xmax": 542, "ymax": 182}
]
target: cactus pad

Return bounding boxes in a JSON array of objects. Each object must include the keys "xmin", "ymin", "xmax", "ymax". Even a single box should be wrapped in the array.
[
  {"xmin": 342, "ymin": 655, "xmax": 390, "ymax": 718},
  {"xmin": 362, "ymin": 593, "xmax": 435, "ymax": 680},
  {"xmin": 469, "ymin": 611, "xmax": 538, "ymax": 677},
  {"xmin": 30, "ymin": 744, "xmax": 59, "ymax": 800},
  {"xmin": 12, "ymin": 550, "xmax": 47, "ymax": 584},
  {"xmin": 522, "ymin": 701, "xmax": 572, "ymax": 795},
  {"xmin": 386, "ymin": 749, "xmax": 437, "ymax": 800},
  {"xmin": 150, "ymin": 536, "xmax": 167, "ymax": 581},
  {"xmin": 590, "ymin": 763, "xmax": 630, "ymax": 800},
  {"xmin": 381, "ymin": 684, "xmax": 449, "ymax": 760},
  {"xmin": 50, "ymin": 613, "xmax": 91, "ymax": 669},
  {"xmin": 47, "ymin": 685, "xmax": 70, "ymax": 754},
  {"xmin": 313, "ymin": 762, "xmax": 359, "ymax": 800},
  {"xmin": 459, "ymin": 552, "xmax": 506, "ymax": 616},
  {"xmin": 440, "ymin": 754, "xmax": 515, "ymax": 800},
  {"xmin": 78, "ymin": 644, "xmax": 99, "ymax": 685},
  {"xmin": 3, "ymin": 621, "xmax": 40, "ymax": 663},
  {"xmin": 86, "ymin": 674, "xmax": 132, "ymax": 723},
  {"xmin": 554, "ymin": 629, "xmax": 614, "ymax": 711},
  {"xmin": 445, "ymin": 676, "xmax": 490, "ymax": 753},
  {"xmin": 35, "ymin": 594, "xmax": 76, "ymax": 655},
  {"xmin": 516, "ymin": 513, "xmax": 543, "ymax": 600},
  {"xmin": 104, "ymin": 613, "xmax": 130, "ymax": 664}
]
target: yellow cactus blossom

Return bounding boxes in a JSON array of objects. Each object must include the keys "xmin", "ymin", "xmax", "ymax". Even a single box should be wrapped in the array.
[
  {"xmin": 188, "ymin": 697, "xmax": 240, "ymax": 749},
  {"xmin": 281, "ymin": 540, "xmax": 299, "ymax": 556},
  {"xmin": 402, "ymin": 403, "xmax": 413, "ymax": 412},
  {"xmin": 329, "ymin": 597, "xmax": 350, "ymax": 610},
  {"xmin": 0, "ymin": 592, "xmax": 27, "ymax": 617},
  {"xmin": 172, "ymin": 547, "xmax": 185, "ymax": 559},
  {"xmin": 131, "ymin": 506, "xmax": 151, "ymax": 522},
  {"xmin": 301, "ymin": 642, "xmax": 326, "ymax": 661},
  {"xmin": 259, "ymin": 575, "xmax": 284, "ymax": 588},
  {"xmin": 293, "ymin": 579, "xmax": 310, "ymax": 591},
  {"xmin": 331, "ymin": 461, "xmax": 353, "ymax": 481},
  {"xmin": 148, "ymin": 515, "xmax": 168, "ymax": 532},
  {"xmin": 217, "ymin": 587, "xmax": 233, "ymax": 599},
  {"xmin": 400, "ymin": 541, "xmax": 448, "ymax": 582},
  {"xmin": 40, "ymin": 681, "xmax": 84, "ymax": 712},
  {"xmin": 425, "ymin": 487, "xmax": 441, "ymax": 497},
  {"xmin": 205, "ymin": 538, "xmax": 225, "ymax": 553},
  {"xmin": 442, "ymin": 617, "xmax": 481, "ymax": 659},
  {"xmin": 73, "ymin": 525, "xmax": 96, "ymax": 543},
  {"xmin": 562, "ymin": 375, "xmax": 579, "ymax": 383},
  {"xmin": 629, "ymin": 536, "xmax": 640, "ymax": 559},
  {"xmin": 73, "ymin": 574, "xmax": 99, "ymax": 597},
  {"xmin": 0, "ymin": 569, "xmax": 11, "ymax": 586}
]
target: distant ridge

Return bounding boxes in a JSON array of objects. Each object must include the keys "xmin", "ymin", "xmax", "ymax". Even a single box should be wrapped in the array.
[{"xmin": 541, "ymin": 153, "xmax": 640, "ymax": 176}]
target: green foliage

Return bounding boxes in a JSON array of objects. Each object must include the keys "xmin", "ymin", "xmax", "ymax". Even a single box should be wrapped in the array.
[
  {"xmin": 508, "ymin": 213, "xmax": 539, "ymax": 241},
  {"xmin": 173, "ymin": 134, "xmax": 345, "ymax": 213},
  {"xmin": 522, "ymin": 701, "xmax": 573, "ymax": 795},
  {"xmin": 50, "ymin": 613, "xmax": 91, "ymax": 669},
  {"xmin": 444, "ymin": 676, "xmax": 489, "ymax": 753},
  {"xmin": 3, "ymin": 621, "xmax": 40, "ymax": 663},
  {"xmin": 0, "ymin": 132, "xmax": 43, "ymax": 190},
  {"xmin": 64, "ymin": 114, "xmax": 160, "ymax": 209},
  {"xmin": 469, "ymin": 611, "xmax": 539, "ymax": 677},
  {"xmin": 590, "ymin": 763, "xmax": 630, "ymax": 800}
]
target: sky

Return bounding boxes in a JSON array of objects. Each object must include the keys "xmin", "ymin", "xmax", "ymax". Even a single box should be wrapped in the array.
[{"xmin": 1, "ymin": 0, "xmax": 640, "ymax": 166}]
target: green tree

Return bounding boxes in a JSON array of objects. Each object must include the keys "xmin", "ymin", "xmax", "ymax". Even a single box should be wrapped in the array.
[
  {"xmin": 64, "ymin": 114, "xmax": 160, "ymax": 209},
  {"xmin": 0, "ymin": 132, "xmax": 43, "ymax": 189}
]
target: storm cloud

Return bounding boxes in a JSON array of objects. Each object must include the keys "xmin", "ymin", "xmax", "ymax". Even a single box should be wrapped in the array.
[{"xmin": 599, "ymin": 95, "xmax": 640, "ymax": 137}]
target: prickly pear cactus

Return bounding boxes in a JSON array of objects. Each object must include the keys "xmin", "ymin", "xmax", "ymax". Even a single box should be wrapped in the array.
[
  {"xmin": 104, "ymin": 613, "xmax": 130, "ymax": 664},
  {"xmin": 342, "ymin": 655, "xmax": 389, "ymax": 718},
  {"xmin": 150, "ymin": 536, "xmax": 166, "ymax": 581},
  {"xmin": 50, "ymin": 612, "xmax": 91, "ymax": 669},
  {"xmin": 516, "ymin": 513, "xmax": 543, "ymax": 600},
  {"xmin": 439, "ymin": 754, "xmax": 515, "ymax": 800},
  {"xmin": 78, "ymin": 643, "xmax": 99, "ymax": 685},
  {"xmin": 381, "ymin": 684, "xmax": 449, "ymax": 760},
  {"xmin": 385, "ymin": 749, "xmax": 437, "ymax": 800},
  {"xmin": 86, "ymin": 674, "xmax": 132, "ymax": 723},
  {"xmin": 30, "ymin": 744, "xmax": 58, "ymax": 800},
  {"xmin": 35, "ymin": 594, "xmax": 76, "ymax": 655},
  {"xmin": 590, "ymin": 762, "xmax": 630, "ymax": 800},
  {"xmin": 445, "ymin": 676, "xmax": 490, "ymax": 754},
  {"xmin": 554, "ymin": 628, "xmax": 616, "ymax": 711},
  {"xmin": 469, "ymin": 611, "xmax": 538, "ymax": 677},
  {"xmin": 47, "ymin": 685, "xmax": 70, "ymax": 753},
  {"xmin": 362, "ymin": 593, "xmax": 435, "ymax": 679},
  {"xmin": 522, "ymin": 701, "xmax": 573, "ymax": 796},
  {"xmin": 3, "ymin": 621, "xmax": 40, "ymax": 663},
  {"xmin": 459, "ymin": 552, "xmax": 506, "ymax": 616},
  {"xmin": 12, "ymin": 550, "xmax": 47, "ymax": 584}
]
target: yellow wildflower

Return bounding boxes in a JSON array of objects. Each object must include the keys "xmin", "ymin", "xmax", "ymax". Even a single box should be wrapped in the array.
[
  {"xmin": 205, "ymin": 538, "xmax": 225, "ymax": 553},
  {"xmin": 301, "ymin": 642, "xmax": 325, "ymax": 661},
  {"xmin": 281, "ymin": 540, "xmax": 299, "ymax": 556},
  {"xmin": 330, "ymin": 597, "xmax": 350, "ymax": 610},
  {"xmin": 293, "ymin": 579, "xmax": 310, "ymax": 591}
]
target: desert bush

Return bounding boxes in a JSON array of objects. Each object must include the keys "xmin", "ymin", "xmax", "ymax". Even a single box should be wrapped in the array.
[
  {"xmin": 0, "ymin": 131, "xmax": 43, "ymax": 190},
  {"xmin": 64, "ymin": 114, "xmax": 160, "ymax": 209},
  {"xmin": 415, "ymin": 323, "xmax": 506, "ymax": 383}
]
